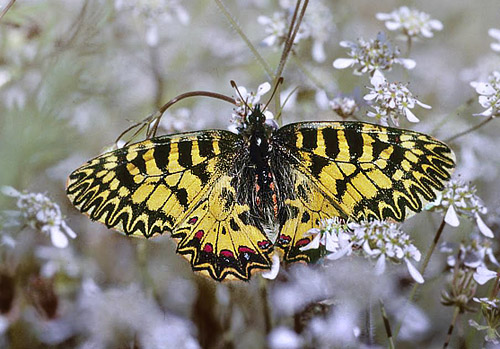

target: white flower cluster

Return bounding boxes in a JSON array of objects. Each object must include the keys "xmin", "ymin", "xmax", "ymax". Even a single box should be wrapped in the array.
[
  {"xmin": 470, "ymin": 70, "xmax": 500, "ymax": 118},
  {"xmin": 115, "ymin": 0, "xmax": 189, "ymax": 46},
  {"xmin": 489, "ymin": 28, "xmax": 500, "ymax": 52},
  {"xmin": 300, "ymin": 218, "xmax": 424, "ymax": 283},
  {"xmin": 469, "ymin": 297, "xmax": 500, "ymax": 344},
  {"xmin": 376, "ymin": 6, "xmax": 443, "ymax": 39},
  {"xmin": 364, "ymin": 70, "xmax": 430, "ymax": 126},
  {"xmin": 1, "ymin": 186, "xmax": 76, "ymax": 248},
  {"xmin": 229, "ymin": 82, "xmax": 275, "ymax": 133},
  {"xmin": 427, "ymin": 178, "xmax": 493, "ymax": 238},
  {"xmin": 329, "ymin": 96, "xmax": 359, "ymax": 119},
  {"xmin": 258, "ymin": 0, "xmax": 334, "ymax": 62},
  {"xmin": 333, "ymin": 32, "xmax": 416, "ymax": 76},
  {"xmin": 349, "ymin": 220, "xmax": 424, "ymax": 283}
]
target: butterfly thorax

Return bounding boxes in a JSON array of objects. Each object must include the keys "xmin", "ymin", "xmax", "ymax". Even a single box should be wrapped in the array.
[{"xmin": 237, "ymin": 104, "xmax": 280, "ymax": 231}]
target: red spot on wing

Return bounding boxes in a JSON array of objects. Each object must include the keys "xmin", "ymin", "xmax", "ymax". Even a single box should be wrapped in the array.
[
  {"xmin": 203, "ymin": 243, "xmax": 213, "ymax": 253},
  {"xmin": 194, "ymin": 230, "xmax": 204, "ymax": 239},
  {"xmin": 258, "ymin": 240, "xmax": 271, "ymax": 249},
  {"xmin": 238, "ymin": 246, "xmax": 256, "ymax": 254},
  {"xmin": 277, "ymin": 234, "xmax": 292, "ymax": 247},
  {"xmin": 188, "ymin": 217, "xmax": 198, "ymax": 224},
  {"xmin": 220, "ymin": 250, "xmax": 234, "ymax": 258},
  {"xmin": 295, "ymin": 238, "xmax": 311, "ymax": 247}
]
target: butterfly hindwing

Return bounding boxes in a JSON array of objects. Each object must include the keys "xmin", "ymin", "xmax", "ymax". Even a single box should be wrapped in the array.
[
  {"xmin": 67, "ymin": 130, "xmax": 273, "ymax": 281},
  {"xmin": 273, "ymin": 121, "xmax": 455, "ymax": 263}
]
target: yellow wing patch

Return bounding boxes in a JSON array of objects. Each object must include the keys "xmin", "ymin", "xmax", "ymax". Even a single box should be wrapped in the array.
[
  {"xmin": 273, "ymin": 121, "xmax": 455, "ymax": 263},
  {"xmin": 67, "ymin": 131, "xmax": 273, "ymax": 280}
]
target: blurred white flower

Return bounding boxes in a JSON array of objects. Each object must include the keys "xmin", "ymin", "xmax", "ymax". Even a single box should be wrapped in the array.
[
  {"xmin": 230, "ymin": 82, "xmax": 274, "ymax": 133},
  {"xmin": 470, "ymin": 70, "xmax": 500, "ymax": 117},
  {"xmin": 258, "ymin": 0, "xmax": 334, "ymax": 62},
  {"xmin": 489, "ymin": 28, "xmax": 500, "ymax": 52},
  {"xmin": 364, "ymin": 70, "xmax": 430, "ymax": 126},
  {"xmin": 35, "ymin": 246, "xmax": 81, "ymax": 278},
  {"xmin": 258, "ymin": 12, "xmax": 288, "ymax": 47},
  {"xmin": 427, "ymin": 179, "xmax": 494, "ymax": 237},
  {"xmin": 159, "ymin": 107, "xmax": 193, "ymax": 133},
  {"xmin": 1, "ymin": 186, "xmax": 76, "ymax": 248},
  {"xmin": 307, "ymin": 303, "xmax": 361, "ymax": 347},
  {"xmin": 470, "ymin": 297, "xmax": 500, "ymax": 344},
  {"xmin": 115, "ymin": 0, "xmax": 190, "ymax": 46},
  {"xmin": 349, "ymin": 220, "xmax": 424, "ymax": 283},
  {"xmin": 333, "ymin": 32, "xmax": 415, "ymax": 75},
  {"xmin": 268, "ymin": 326, "xmax": 303, "ymax": 349},
  {"xmin": 376, "ymin": 7, "xmax": 443, "ymax": 39},
  {"xmin": 79, "ymin": 280, "xmax": 200, "ymax": 349},
  {"xmin": 441, "ymin": 237, "xmax": 499, "ymax": 271},
  {"xmin": 329, "ymin": 96, "xmax": 359, "ymax": 119}
]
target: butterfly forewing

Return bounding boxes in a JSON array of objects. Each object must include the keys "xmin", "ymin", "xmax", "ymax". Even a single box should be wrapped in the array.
[
  {"xmin": 66, "ymin": 130, "xmax": 274, "ymax": 281},
  {"xmin": 272, "ymin": 121, "xmax": 455, "ymax": 263}
]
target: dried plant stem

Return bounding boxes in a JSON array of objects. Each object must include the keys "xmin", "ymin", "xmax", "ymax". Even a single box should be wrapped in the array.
[
  {"xmin": 394, "ymin": 217, "xmax": 447, "ymax": 339},
  {"xmin": 443, "ymin": 306, "xmax": 461, "ymax": 348},
  {"xmin": 260, "ymin": 278, "xmax": 273, "ymax": 334},
  {"xmin": 116, "ymin": 91, "xmax": 235, "ymax": 144},
  {"xmin": 214, "ymin": 0, "xmax": 273, "ymax": 79},
  {"xmin": 0, "ymin": 0, "xmax": 16, "ymax": 21},
  {"xmin": 445, "ymin": 115, "xmax": 495, "ymax": 143},
  {"xmin": 379, "ymin": 299, "xmax": 395, "ymax": 349}
]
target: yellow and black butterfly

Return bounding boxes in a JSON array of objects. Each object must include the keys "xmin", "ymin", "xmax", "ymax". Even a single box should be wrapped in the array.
[{"xmin": 66, "ymin": 103, "xmax": 455, "ymax": 281}]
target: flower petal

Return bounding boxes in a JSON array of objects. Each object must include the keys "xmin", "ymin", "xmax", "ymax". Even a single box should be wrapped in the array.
[
  {"xmin": 262, "ymin": 254, "xmax": 280, "ymax": 280},
  {"xmin": 444, "ymin": 205, "xmax": 460, "ymax": 227},
  {"xmin": 333, "ymin": 58, "xmax": 355, "ymax": 69},
  {"xmin": 50, "ymin": 227, "xmax": 69, "ymax": 248},
  {"xmin": 473, "ymin": 266, "xmax": 497, "ymax": 285},
  {"xmin": 405, "ymin": 259, "xmax": 424, "ymax": 284},
  {"xmin": 475, "ymin": 214, "xmax": 494, "ymax": 238},
  {"xmin": 404, "ymin": 107, "xmax": 420, "ymax": 123},
  {"xmin": 374, "ymin": 255, "xmax": 386, "ymax": 275}
]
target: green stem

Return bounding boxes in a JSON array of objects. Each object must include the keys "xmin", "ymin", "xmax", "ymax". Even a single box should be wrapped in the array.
[
  {"xmin": 379, "ymin": 299, "xmax": 395, "ymax": 349},
  {"xmin": 214, "ymin": 0, "xmax": 274, "ymax": 79},
  {"xmin": 394, "ymin": 217, "xmax": 446, "ymax": 339},
  {"xmin": 443, "ymin": 306, "xmax": 461, "ymax": 348},
  {"xmin": 444, "ymin": 115, "xmax": 495, "ymax": 143}
]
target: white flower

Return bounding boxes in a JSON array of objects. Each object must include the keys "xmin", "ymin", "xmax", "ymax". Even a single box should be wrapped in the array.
[
  {"xmin": 329, "ymin": 96, "xmax": 359, "ymax": 118},
  {"xmin": 268, "ymin": 326, "xmax": 303, "ymax": 349},
  {"xmin": 489, "ymin": 28, "xmax": 500, "ymax": 52},
  {"xmin": 159, "ymin": 107, "xmax": 193, "ymax": 133},
  {"xmin": 1, "ymin": 186, "xmax": 76, "ymax": 248},
  {"xmin": 299, "ymin": 218, "xmax": 353, "ymax": 260},
  {"xmin": 470, "ymin": 71, "xmax": 500, "ymax": 117},
  {"xmin": 333, "ymin": 32, "xmax": 415, "ymax": 75},
  {"xmin": 349, "ymin": 220, "xmax": 424, "ymax": 283},
  {"xmin": 115, "ymin": 0, "xmax": 189, "ymax": 46},
  {"xmin": 428, "ymin": 179, "xmax": 493, "ymax": 237},
  {"xmin": 376, "ymin": 7, "xmax": 443, "ymax": 39},
  {"xmin": 258, "ymin": 12, "xmax": 288, "ymax": 47},
  {"xmin": 364, "ymin": 70, "xmax": 431, "ymax": 126},
  {"xmin": 230, "ymin": 82, "xmax": 274, "ymax": 133},
  {"xmin": 258, "ymin": 1, "xmax": 335, "ymax": 62}
]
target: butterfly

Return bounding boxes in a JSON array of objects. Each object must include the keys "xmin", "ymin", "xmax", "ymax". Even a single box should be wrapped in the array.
[{"xmin": 66, "ymin": 103, "xmax": 455, "ymax": 281}]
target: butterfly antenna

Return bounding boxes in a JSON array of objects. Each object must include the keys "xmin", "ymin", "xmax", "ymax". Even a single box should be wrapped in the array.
[
  {"xmin": 230, "ymin": 80, "xmax": 252, "ymax": 114},
  {"xmin": 263, "ymin": 77, "xmax": 284, "ymax": 112}
]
